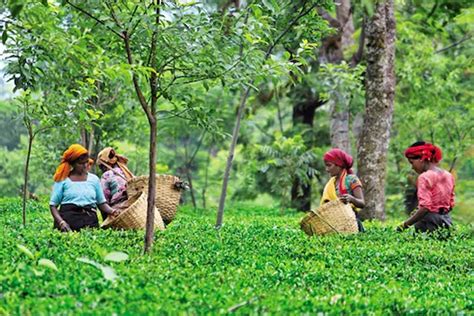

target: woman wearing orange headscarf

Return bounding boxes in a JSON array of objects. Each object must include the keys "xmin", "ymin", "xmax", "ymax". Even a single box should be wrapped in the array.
[
  {"xmin": 398, "ymin": 141, "xmax": 454, "ymax": 232},
  {"xmin": 96, "ymin": 147, "xmax": 134, "ymax": 220},
  {"xmin": 50, "ymin": 144, "xmax": 118, "ymax": 232},
  {"xmin": 322, "ymin": 148, "xmax": 366, "ymax": 232}
]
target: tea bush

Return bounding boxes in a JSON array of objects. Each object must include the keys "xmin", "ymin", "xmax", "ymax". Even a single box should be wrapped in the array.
[{"xmin": 0, "ymin": 198, "xmax": 472, "ymax": 315}]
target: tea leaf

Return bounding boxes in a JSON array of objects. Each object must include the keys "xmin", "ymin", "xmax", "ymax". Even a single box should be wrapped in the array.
[
  {"xmin": 104, "ymin": 251, "xmax": 129, "ymax": 263},
  {"xmin": 38, "ymin": 258, "xmax": 58, "ymax": 271},
  {"xmin": 17, "ymin": 244, "xmax": 35, "ymax": 260}
]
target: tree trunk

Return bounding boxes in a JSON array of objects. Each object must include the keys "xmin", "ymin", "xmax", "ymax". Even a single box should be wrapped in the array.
[
  {"xmin": 88, "ymin": 125, "xmax": 94, "ymax": 154},
  {"xmin": 185, "ymin": 166, "xmax": 197, "ymax": 209},
  {"xmin": 287, "ymin": 2, "xmax": 356, "ymax": 204},
  {"xmin": 330, "ymin": 103, "xmax": 351, "ymax": 153},
  {"xmin": 80, "ymin": 128, "xmax": 87, "ymax": 148},
  {"xmin": 336, "ymin": 0, "xmax": 355, "ymax": 50},
  {"xmin": 216, "ymin": 85, "xmax": 252, "ymax": 228},
  {"xmin": 144, "ymin": 119, "xmax": 157, "ymax": 253},
  {"xmin": 216, "ymin": 2, "xmax": 319, "ymax": 228},
  {"xmin": 22, "ymin": 133, "xmax": 34, "ymax": 226},
  {"xmin": 320, "ymin": 0, "xmax": 355, "ymax": 153},
  {"xmin": 291, "ymin": 97, "xmax": 322, "ymax": 211},
  {"xmin": 202, "ymin": 146, "xmax": 212, "ymax": 209},
  {"xmin": 291, "ymin": 181, "xmax": 311, "ymax": 211},
  {"xmin": 357, "ymin": 0, "xmax": 396, "ymax": 220}
]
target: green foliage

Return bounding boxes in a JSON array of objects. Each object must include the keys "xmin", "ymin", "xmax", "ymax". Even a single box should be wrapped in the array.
[
  {"xmin": 255, "ymin": 133, "xmax": 319, "ymax": 207},
  {"xmin": 0, "ymin": 198, "xmax": 472, "ymax": 314},
  {"xmin": 387, "ymin": 0, "xmax": 473, "ymax": 215},
  {"xmin": 314, "ymin": 62, "xmax": 365, "ymax": 115},
  {"xmin": 0, "ymin": 0, "xmax": 472, "ymax": 229},
  {"xmin": 0, "ymin": 100, "xmax": 25, "ymax": 150}
]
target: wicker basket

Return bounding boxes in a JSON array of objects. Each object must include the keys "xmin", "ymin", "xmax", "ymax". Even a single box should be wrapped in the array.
[
  {"xmin": 101, "ymin": 191, "xmax": 165, "ymax": 231},
  {"xmin": 127, "ymin": 174, "xmax": 183, "ymax": 225},
  {"xmin": 300, "ymin": 200, "xmax": 358, "ymax": 236}
]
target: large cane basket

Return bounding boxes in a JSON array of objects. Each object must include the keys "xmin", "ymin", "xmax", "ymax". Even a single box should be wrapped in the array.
[
  {"xmin": 127, "ymin": 174, "xmax": 183, "ymax": 225},
  {"xmin": 101, "ymin": 191, "xmax": 165, "ymax": 231},
  {"xmin": 300, "ymin": 200, "xmax": 358, "ymax": 236}
]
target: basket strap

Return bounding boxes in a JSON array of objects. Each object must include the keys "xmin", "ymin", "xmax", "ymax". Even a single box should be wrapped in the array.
[
  {"xmin": 311, "ymin": 210, "xmax": 341, "ymax": 235},
  {"xmin": 99, "ymin": 161, "xmax": 129, "ymax": 181}
]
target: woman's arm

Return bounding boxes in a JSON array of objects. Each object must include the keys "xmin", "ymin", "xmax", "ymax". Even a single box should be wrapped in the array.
[
  {"xmin": 98, "ymin": 203, "xmax": 119, "ymax": 217},
  {"xmin": 398, "ymin": 207, "xmax": 429, "ymax": 230},
  {"xmin": 49, "ymin": 205, "xmax": 71, "ymax": 232},
  {"xmin": 340, "ymin": 186, "xmax": 365, "ymax": 208}
]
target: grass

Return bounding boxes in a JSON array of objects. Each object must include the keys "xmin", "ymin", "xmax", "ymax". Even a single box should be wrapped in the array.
[{"xmin": 0, "ymin": 198, "xmax": 473, "ymax": 315}]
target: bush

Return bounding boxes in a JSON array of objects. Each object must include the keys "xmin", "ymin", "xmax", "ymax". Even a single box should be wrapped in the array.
[{"xmin": 0, "ymin": 198, "xmax": 472, "ymax": 314}]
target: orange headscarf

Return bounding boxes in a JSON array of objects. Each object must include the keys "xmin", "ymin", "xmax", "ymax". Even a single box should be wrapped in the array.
[{"xmin": 53, "ymin": 144, "xmax": 89, "ymax": 182}]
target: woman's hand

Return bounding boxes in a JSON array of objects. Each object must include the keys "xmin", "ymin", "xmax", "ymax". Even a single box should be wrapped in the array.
[
  {"xmin": 339, "ymin": 194, "xmax": 353, "ymax": 204},
  {"xmin": 98, "ymin": 203, "xmax": 119, "ymax": 218},
  {"xmin": 108, "ymin": 209, "xmax": 120, "ymax": 218},
  {"xmin": 396, "ymin": 222, "xmax": 409, "ymax": 232},
  {"xmin": 59, "ymin": 220, "xmax": 72, "ymax": 232}
]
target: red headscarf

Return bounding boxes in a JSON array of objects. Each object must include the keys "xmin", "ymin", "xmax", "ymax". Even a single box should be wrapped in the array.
[
  {"xmin": 323, "ymin": 148, "xmax": 354, "ymax": 195},
  {"xmin": 53, "ymin": 144, "xmax": 89, "ymax": 182},
  {"xmin": 404, "ymin": 142, "xmax": 442, "ymax": 163},
  {"xmin": 323, "ymin": 148, "xmax": 354, "ymax": 174}
]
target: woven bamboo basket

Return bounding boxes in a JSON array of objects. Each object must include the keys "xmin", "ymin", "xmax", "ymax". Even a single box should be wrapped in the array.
[
  {"xmin": 101, "ymin": 191, "xmax": 165, "ymax": 231},
  {"xmin": 127, "ymin": 174, "xmax": 183, "ymax": 225},
  {"xmin": 300, "ymin": 200, "xmax": 358, "ymax": 236}
]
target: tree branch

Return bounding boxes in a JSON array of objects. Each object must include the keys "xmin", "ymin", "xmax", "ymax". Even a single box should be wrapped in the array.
[
  {"xmin": 126, "ymin": 5, "xmax": 139, "ymax": 33},
  {"xmin": 350, "ymin": 15, "xmax": 366, "ymax": 66},
  {"xmin": 105, "ymin": 1, "xmax": 123, "ymax": 29},
  {"xmin": 122, "ymin": 30, "xmax": 153, "ymax": 121},
  {"xmin": 435, "ymin": 33, "xmax": 473, "ymax": 54},
  {"xmin": 157, "ymin": 108, "xmax": 191, "ymax": 121},
  {"xmin": 187, "ymin": 131, "xmax": 206, "ymax": 166},
  {"xmin": 149, "ymin": 2, "xmax": 160, "ymax": 118},
  {"xmin": 265, "ymin": 1, "xmax": 319, "ymax": 59},
  {"xmin": 66, "ymin": 0, "xmax": 124, "ymax": 39},
  {"xmin": 317, "ymin": 7, "xmax": 340, "ymax": 28}
]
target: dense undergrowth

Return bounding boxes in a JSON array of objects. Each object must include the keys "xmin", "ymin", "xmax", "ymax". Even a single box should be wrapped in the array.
[{"xmin": 0, "ymin": 198, "xmax": 472, "ymax": 315}]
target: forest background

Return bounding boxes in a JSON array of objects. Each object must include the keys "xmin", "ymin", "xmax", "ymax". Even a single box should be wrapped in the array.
[{"xmin": 0, "ymin": 0, "xmax": 472, "ymax": 225}]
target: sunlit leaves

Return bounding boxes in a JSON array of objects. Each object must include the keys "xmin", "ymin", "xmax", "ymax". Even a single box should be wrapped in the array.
[
  {"xmin": 17, "ymin": 244, "xmax": 35, "ymax": 259},
  {"xmin": 104, "ymin": 251, "xmax": 129, "ymax": 263},
  {"xmin": 38, "ymin": 258, "xmax": 58, "ymax": 271},
  {"xmin": 77, "ymin": 257, "xmax": 119, "ymax": 282}
]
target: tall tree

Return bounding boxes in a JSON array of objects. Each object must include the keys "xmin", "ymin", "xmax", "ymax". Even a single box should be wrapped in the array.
[
  {"xmin": 65, "ymin": 1, "xmax": 242, "ymax": 251},
  {"xmin": 357, "ymin": 0, "xmax": 396, "ymax": 220}
]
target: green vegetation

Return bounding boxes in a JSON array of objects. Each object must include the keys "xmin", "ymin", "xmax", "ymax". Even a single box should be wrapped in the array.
[
  {"xmin": 0, "ymin": 0, "xmax": 472, "ymax": 313},
  {"xmin": 1, "ymin": 199, "xmax": 472, "ymax": 314}
]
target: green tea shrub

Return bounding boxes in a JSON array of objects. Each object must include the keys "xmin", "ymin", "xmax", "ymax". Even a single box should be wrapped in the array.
[{"xmin": 0, "ymin": 198, "xmax": 472, "ymax": 314}]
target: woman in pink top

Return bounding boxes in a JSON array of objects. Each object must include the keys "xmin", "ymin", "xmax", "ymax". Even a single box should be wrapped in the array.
[{"xmin": 398, "ymin": 141, "xmax": 455, "ymax": 232}]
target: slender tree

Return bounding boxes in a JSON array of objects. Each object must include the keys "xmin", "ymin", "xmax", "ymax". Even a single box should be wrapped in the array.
[
  {"xmin": 216, "ymin": 0, "xmax": 322, "ymax": 228},
  {"xmin": 65, "ymin": 1, "xmax": 243, "ymax": 251}
]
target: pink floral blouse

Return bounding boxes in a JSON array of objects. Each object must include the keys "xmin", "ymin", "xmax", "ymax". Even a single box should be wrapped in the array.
[{"xmin": 100, "ymin": 167, "xmax": 128, "ymax": 206}]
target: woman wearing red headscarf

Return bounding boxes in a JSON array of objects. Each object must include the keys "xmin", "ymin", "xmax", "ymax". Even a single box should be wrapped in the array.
[
  {"xmin": 398, "ymin": 141, "xmax": 454, "ymax": 232},
  {"xmin": 50, "ymin": 144, "xmax": 118, "ymax": 232},
  {"xmin": 322, "ymin": 148, "xmax": 365, "ymax": 232}
]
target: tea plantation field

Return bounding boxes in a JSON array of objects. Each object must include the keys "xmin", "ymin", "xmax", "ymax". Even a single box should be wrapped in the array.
[{"xmin": 0, "ymin": 198, "xmax": 472, "ymax": 315}]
